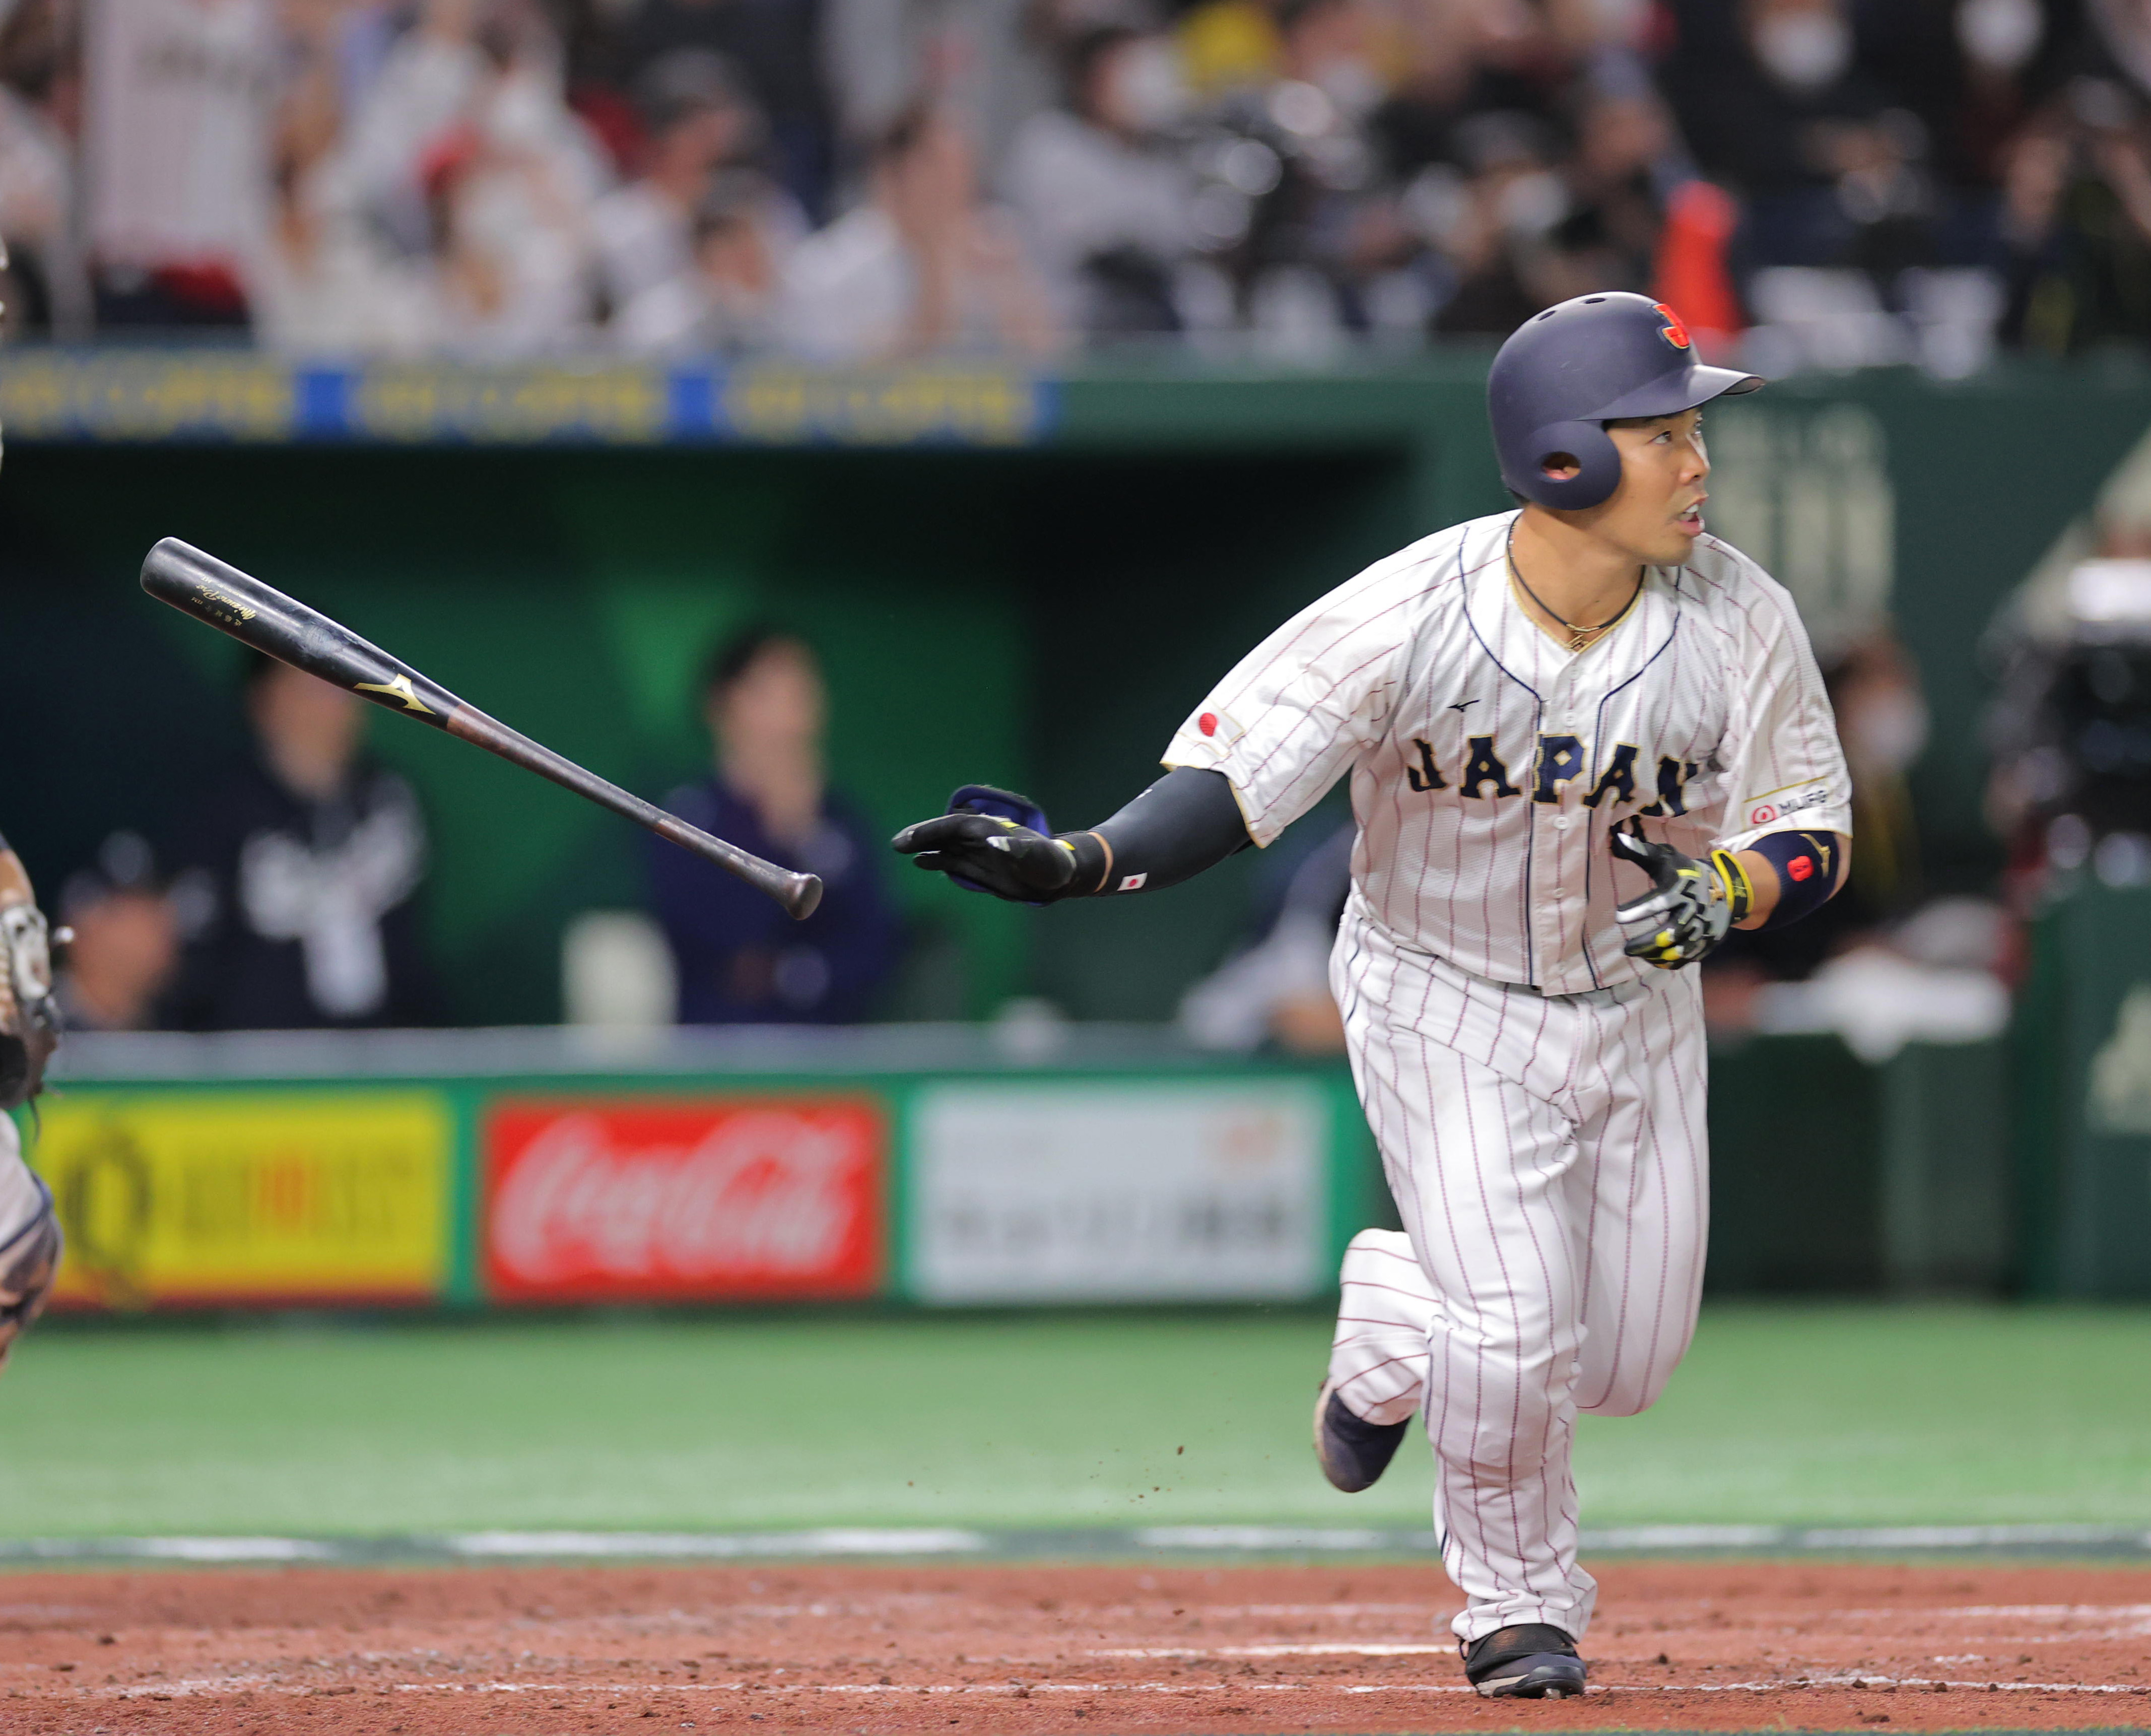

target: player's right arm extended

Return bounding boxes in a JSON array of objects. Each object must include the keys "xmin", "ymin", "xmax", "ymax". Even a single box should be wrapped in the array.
[{"xmin": 891, "ymin": 767, "xmax": 1253, "ymax": 903}]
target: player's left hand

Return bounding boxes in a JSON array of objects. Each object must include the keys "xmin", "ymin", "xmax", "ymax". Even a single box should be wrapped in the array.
[
  {"xmin": 892, "ymin": 785, "xmax": 1080, "ymax": 904},
  {"xmin": 1610, "ymin": 828, "xmax": 1747, "ymax": 969}
]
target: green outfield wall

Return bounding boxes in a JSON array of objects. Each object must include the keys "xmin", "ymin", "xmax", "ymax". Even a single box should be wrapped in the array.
[{"xmin": 2016, "ymin": 881, "xmax": 2151, "ymax": 1297}]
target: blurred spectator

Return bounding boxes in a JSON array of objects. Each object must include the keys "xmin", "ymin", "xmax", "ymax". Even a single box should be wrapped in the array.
[
  {"xmin": 1423, "ymin": 108, "xmax": 1571, "ymax": 335},
  {"xmin": 589, "ymin": 48, "xmax": 796, "ymax": 319},
  {"xmin": 779, "ymin": 100, "xmax": 1059, "ymax": 362},
  {"xmin": 1663, "ymin": 0, "xmax": 1941, "ymax": 276},
  {"xmin": 826, "ymin": 0, "xmax": 1068, "ymax": 196},
  {"xmin": 342, "ymin": 0, "xmax": 608, "ymax": 353},
  {"xmin": 1216, "ymin": 0, "xmax": 1391, "ymax": 349},
  {"xmin": 166, "ymin": 654, "xmax": 442, "ymax": 1030},
  {"xmin": 0, "ymin": 0, "xmax": 87, "ymax": 338},
  {"xmin": 1548, "ymin": 77, "xmax": 1688, "ymax": 301},
  {"xmin": 53, "ymin": 831, "xmax": 178, "ymax": 1032},
  {"xmin": 1004, "ymin": 24, "xmax": 1198, "ymax": 339},
  {"xmin": 646, "ymin": 625, "xmax": 898, "ymax": 1025},
  {"xmin": 1855, "ymin": 0, "xmax": 2052, "ymax": 262},
  {"xmin": 253, "ymin": 0, "xmax": 437, "ymax": 352},
  {"xmin": 1176, "ymin": 0, "xmax": 1283, "ymax": 100},
  {"xmin": 1999, "ymin": 75, "xmax": 2151, "ymax": 352},
  {"xmin": 85, "ymin": 0, "xmax": 280, "ymax": 331},
  {"xmin": 1180, "ymin": 818, "xmax": 1351, "ymax": 1055},
  {"xmin": 1706, "ymin": 628, "xmax": 1933, "ymax": 1024},
  {"xmin": 621, "ymin": 0, "xmax": 830, "ymax": 220},
  {"xmin": 614, "ymin": 167, "xmax": 784, "ymax": 352},
  {"xmin": 1834, "ymin": 631, "xmax": 1933, "ymax": 905},
  {"xmin": 2078, "ymin": 0, "xmax": 2151, "ymax": 100}
]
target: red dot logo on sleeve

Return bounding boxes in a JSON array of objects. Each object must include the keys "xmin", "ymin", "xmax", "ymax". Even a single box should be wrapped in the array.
[
  {"xmin": 1199, "ymin": 713, "xmax": 1219, "ymax": 737},
  {"xmin": 1787, "ymin": 855, "xmax": 1814, "ymax": 882}
]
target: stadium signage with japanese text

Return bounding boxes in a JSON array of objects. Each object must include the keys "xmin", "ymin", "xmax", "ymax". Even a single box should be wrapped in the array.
[
  {"xmin": 482, "ymin": 1098, "xmax": 886, "ymax": 1302},
  {"xmin": 907, "ymin": 1081, "xmax": 1329, "ymax": 1303},
  {"xmin": 0, "ymin": 354, "xmax": 1052, "ymax": 446}
]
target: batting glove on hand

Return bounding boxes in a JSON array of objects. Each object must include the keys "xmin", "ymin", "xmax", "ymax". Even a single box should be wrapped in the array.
[
  {"xmin": 1610, "ymin": 828, "xmax": 1752, "ymax": 969},
  {"xmin": 892, "ymin": 785, "xmax": 1079, "ymax": 904}
]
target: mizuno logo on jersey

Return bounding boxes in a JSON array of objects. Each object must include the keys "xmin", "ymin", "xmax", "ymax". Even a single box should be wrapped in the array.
[{"xmin": 1404, "ymin": 735, "xmax": 1696, "ymax": 815}]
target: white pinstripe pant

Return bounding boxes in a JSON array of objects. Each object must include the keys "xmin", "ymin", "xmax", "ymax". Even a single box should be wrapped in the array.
[{"xmin": 1327, "ymin": 905, "xmax": 1708, "ymax": 1647}]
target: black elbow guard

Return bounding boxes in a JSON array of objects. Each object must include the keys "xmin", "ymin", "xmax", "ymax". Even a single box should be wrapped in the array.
[
  {"xmin": 1750, "ymin": 830, "xmax": 1839, "ymax": 928},
  {"xmin": 1061, "ymin": 767, "xmax": 1253, "ymax": 895}
]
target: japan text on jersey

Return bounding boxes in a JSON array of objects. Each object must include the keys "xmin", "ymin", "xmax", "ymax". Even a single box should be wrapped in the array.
[{"xmin": 1164, "ymin": 512, "xmax": 1852, "ymax": 994}]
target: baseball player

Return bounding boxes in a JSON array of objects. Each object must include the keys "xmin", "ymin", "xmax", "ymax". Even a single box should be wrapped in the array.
[
  {"xmin": 0, "ymin": 829, "xmax": 62, "ymax": 1374},
  {"xmin": 893, "ymin": 291, "xmax": 1849, "ymax": 1698}
]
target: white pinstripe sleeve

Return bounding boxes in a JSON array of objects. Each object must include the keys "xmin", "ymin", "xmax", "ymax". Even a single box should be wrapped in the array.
[
  {"xmin": 1160, "ymin": 563, "xmax": 1420, "ymax": 847},
  {"xmin": 1706, "ymin": 571, "xmax": 1853, "ymax": 854}
]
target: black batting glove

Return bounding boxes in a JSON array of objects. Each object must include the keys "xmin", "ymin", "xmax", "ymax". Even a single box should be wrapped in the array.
[
  {"xmin": 892, "ymin": 810, "xmax": 1081, "ymax": 903},
  {"xmin": 1610, "ymin": 826, "xmax": 1752, "ymax": 969}
]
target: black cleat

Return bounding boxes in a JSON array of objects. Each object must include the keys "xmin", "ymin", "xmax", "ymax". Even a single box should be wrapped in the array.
[
  {"xmin": 1463, "ymin": 1624, "xmax": 1588, "ymax": 1699},
  {"xmin": 1312, "ymin": 1380, "xmax": 1408, "ymax": 1493}
]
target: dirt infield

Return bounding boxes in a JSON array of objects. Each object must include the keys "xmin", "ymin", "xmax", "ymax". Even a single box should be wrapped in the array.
[{"xmin": 2, "ymin": 1559, "xmax": 2148, "ymax": 1733}]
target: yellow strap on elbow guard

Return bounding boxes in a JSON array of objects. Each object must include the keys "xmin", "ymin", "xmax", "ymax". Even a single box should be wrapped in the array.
[{"xmin": 1709, "ymin": 848, "xmax": 1754, "ymax": 925}]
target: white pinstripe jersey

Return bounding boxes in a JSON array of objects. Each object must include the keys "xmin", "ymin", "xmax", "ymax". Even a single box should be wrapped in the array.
[{"xmin": 1162, "ymin": 510, "xmax": 1853, "ymax": 994}]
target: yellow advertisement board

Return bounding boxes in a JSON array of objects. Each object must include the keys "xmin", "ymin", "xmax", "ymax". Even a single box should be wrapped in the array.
[{"xmin": 32, "ymin": 1092, "xmax": 453, "ymax": 1308}]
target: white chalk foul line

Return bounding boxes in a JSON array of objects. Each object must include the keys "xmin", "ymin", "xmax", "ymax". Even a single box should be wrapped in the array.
[
  {"xmin": 447, "ymin": 1528, "xmax": 992, "ymax": 1559},
  {"xmin": 1096, "ymin": 1644, "xmax": 1452, "ymax": 1657},
  {"xmin": 79, "ymin": 1674, "xmax": 2151, "ymax": 1701},
  {"xmin": 8, "ymin": 1521, "xmax": 2151, "ymax": 1565}
]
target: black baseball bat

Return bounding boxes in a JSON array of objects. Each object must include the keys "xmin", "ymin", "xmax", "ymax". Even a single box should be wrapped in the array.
[{"xmin": 140, "ymin": 538, "xmax": 823, "ymax": 920}]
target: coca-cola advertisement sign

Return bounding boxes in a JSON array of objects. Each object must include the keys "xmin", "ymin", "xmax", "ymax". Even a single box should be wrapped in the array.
[{"xmin": 483, "ymin": 1099, "xmax": 885, "ymax": 1301}]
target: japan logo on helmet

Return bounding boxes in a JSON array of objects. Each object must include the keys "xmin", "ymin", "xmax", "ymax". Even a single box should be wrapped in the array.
[{"xmin": 1652, "ymin": 302, "xmax": 1692, "ymax": 352}]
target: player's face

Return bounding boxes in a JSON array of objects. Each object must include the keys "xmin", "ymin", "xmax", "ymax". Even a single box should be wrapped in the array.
[{"xmin": 1596, "ymin": 410, "xmax": 1711, "ymax": 565}]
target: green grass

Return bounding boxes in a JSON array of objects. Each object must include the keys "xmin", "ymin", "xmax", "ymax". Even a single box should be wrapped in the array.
[{"xmin": 0, "ymin": 1305, "xmax": 2145, "ymax": 1538}]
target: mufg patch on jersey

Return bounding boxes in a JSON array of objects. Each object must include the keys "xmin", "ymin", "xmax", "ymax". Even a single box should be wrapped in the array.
[
  {"xmin": 1405, "ymin": 732, "xmax": 1699, "ymax": 816},
  {"xmin": 1742, "ymin": 779, "xmax": 1831, "ymax": 830}
]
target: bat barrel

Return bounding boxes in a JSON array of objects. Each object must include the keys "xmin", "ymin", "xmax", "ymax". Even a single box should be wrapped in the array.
[{"xmin": 141, "ymin": 538, "xmax": 462, "ymax": 726}]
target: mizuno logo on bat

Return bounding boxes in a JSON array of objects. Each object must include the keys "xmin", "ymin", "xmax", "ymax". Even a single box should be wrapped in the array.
[{"xmin": 355, "ymin": 674, "xmax": 434, "ymax": 714}]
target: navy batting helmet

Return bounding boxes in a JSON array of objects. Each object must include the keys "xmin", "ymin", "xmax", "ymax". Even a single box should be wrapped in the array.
[{"xmin": 1488, "ymin": 293, "xmax": 1763, "ymax": 511}]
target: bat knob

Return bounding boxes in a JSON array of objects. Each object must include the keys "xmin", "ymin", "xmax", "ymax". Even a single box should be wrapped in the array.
[{"xmin": 783, "ymin": 874, "xmax": 825, "ymax": 921}]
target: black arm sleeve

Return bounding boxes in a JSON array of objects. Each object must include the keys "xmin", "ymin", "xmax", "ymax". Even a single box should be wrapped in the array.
[{"xmin": 1059, "ymin": 767, "xmax": 1255, "ymax": 896}]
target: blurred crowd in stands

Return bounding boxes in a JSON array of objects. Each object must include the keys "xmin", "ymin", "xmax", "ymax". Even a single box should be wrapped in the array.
[{"xmin": 0, "ymin": 0, "xmax": 2147, "ymax": 365}]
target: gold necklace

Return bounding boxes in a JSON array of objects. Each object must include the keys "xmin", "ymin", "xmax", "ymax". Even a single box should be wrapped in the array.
[{"xmin": 1506, "ymin": 529, "xmax": 1643, "ymax": 652}]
